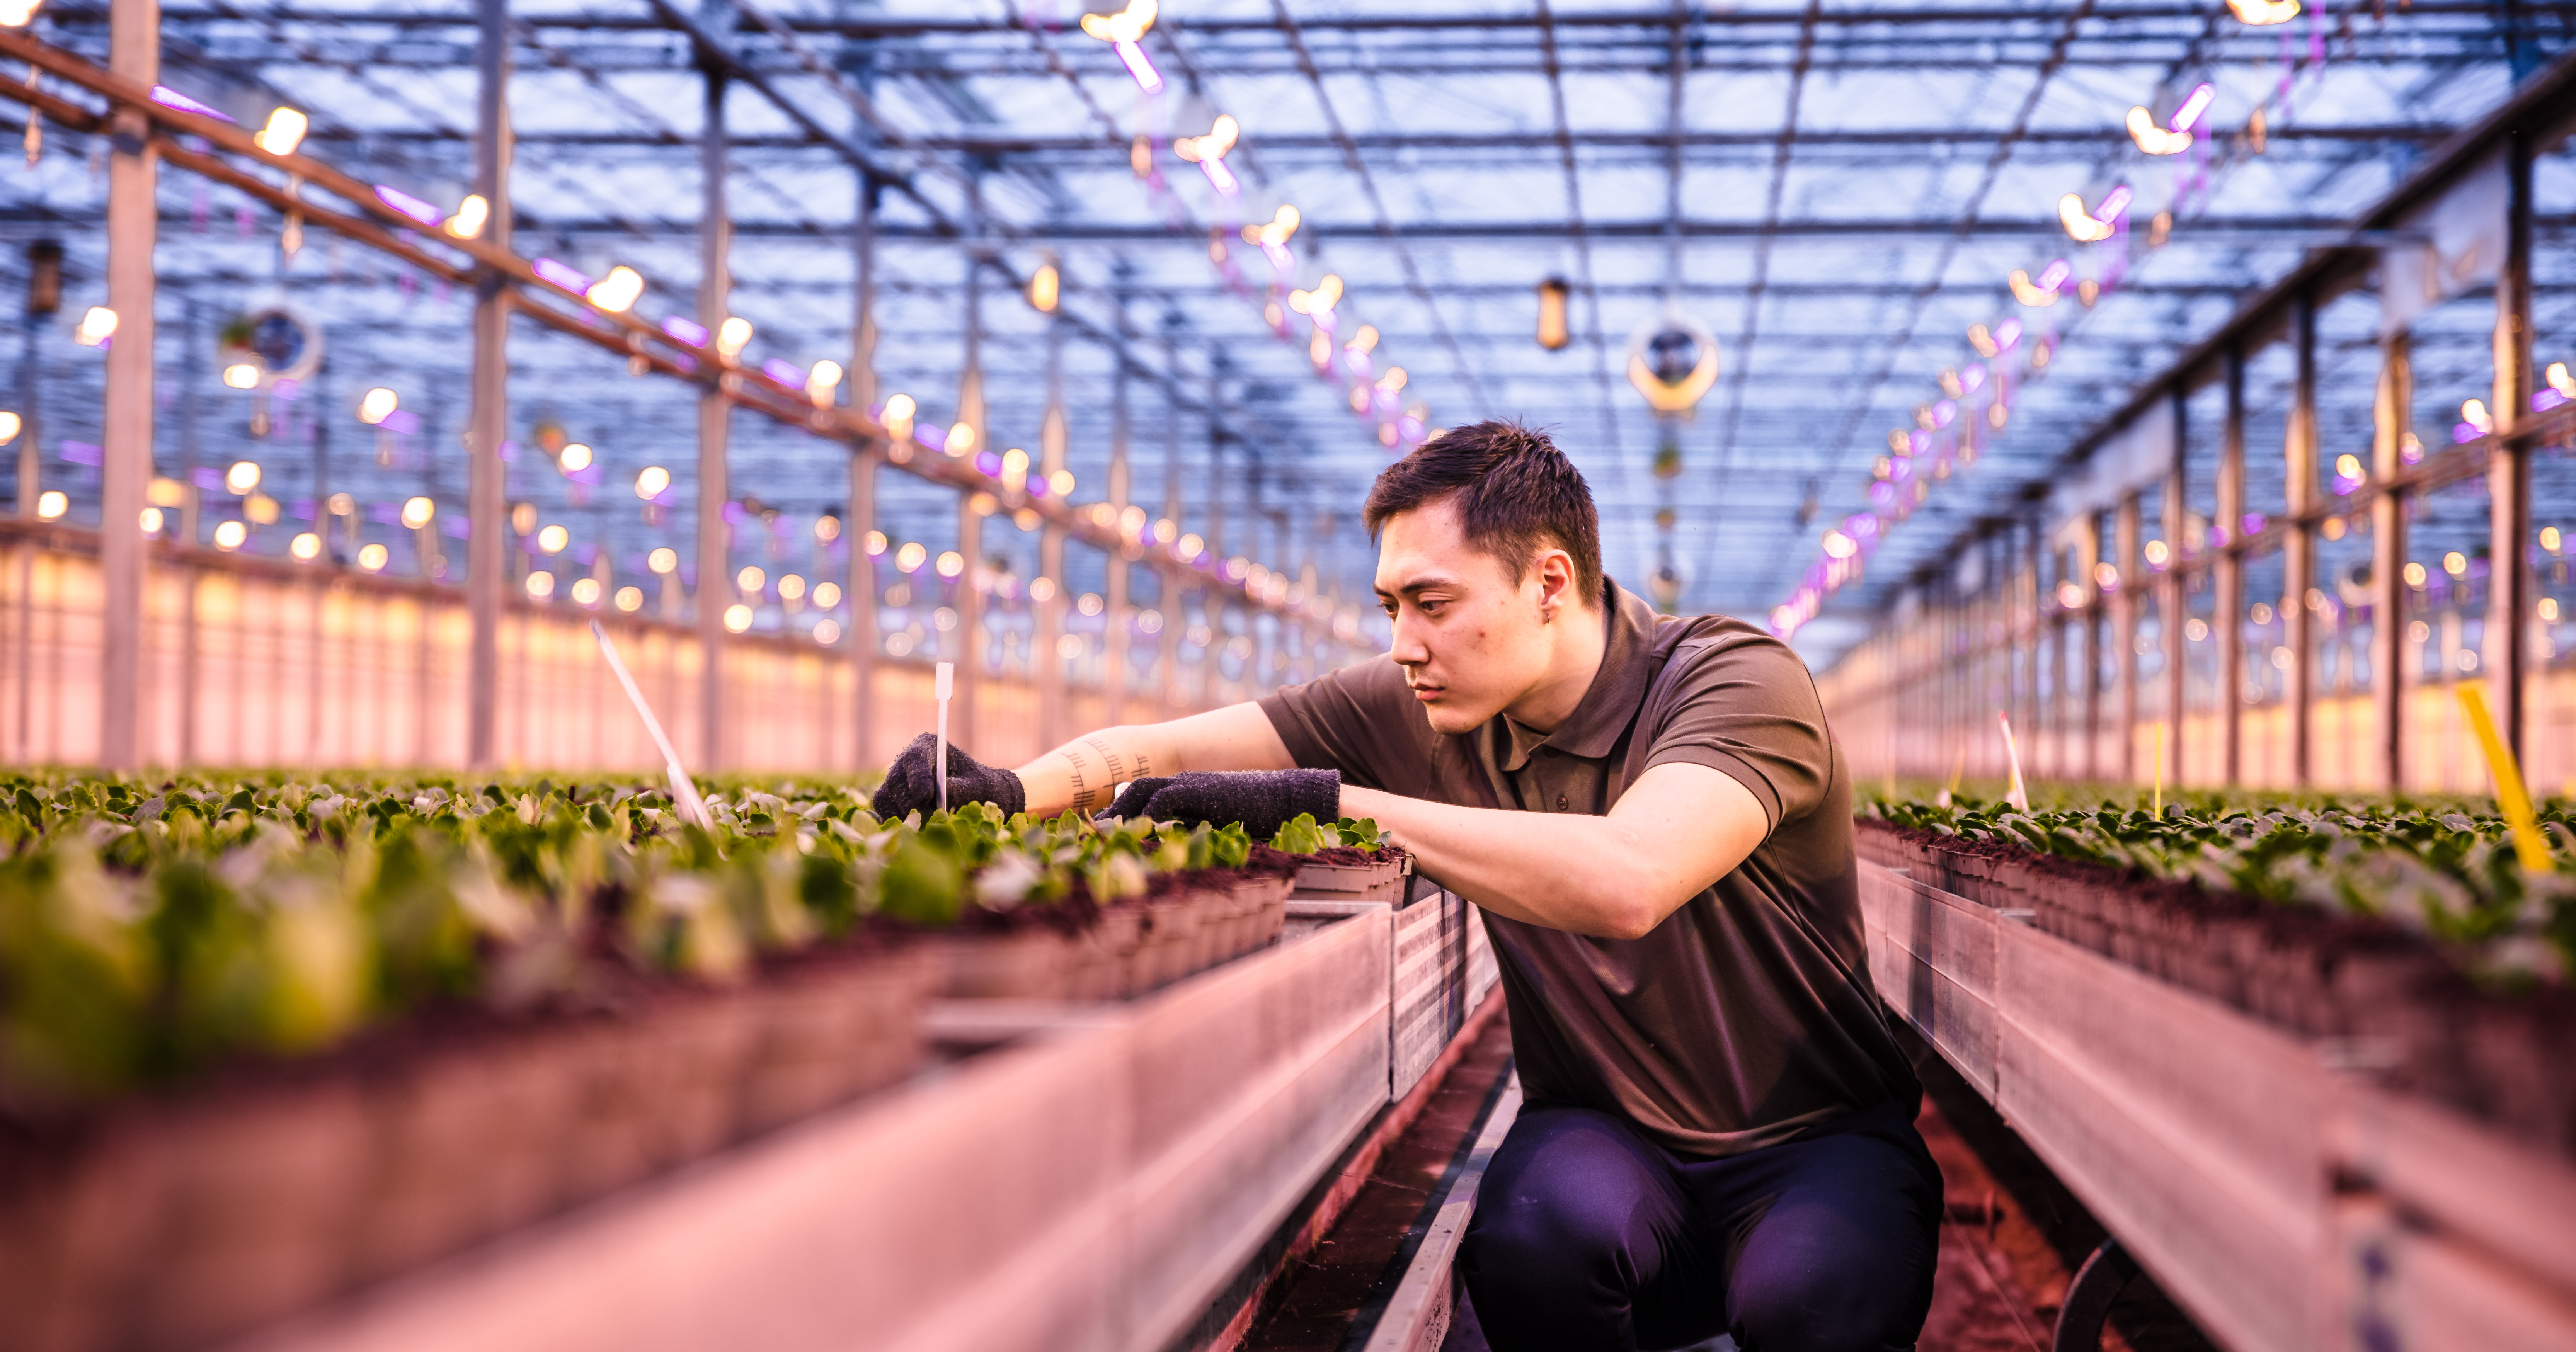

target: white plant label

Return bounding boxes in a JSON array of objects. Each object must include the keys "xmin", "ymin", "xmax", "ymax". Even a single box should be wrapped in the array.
[
  {"xmin": 935, "ymin": 661, "xmax": 954, "ymax": 815},
  {"xmin": 590, "ymin": 622, "xmax": 713, "ymax": 829}
]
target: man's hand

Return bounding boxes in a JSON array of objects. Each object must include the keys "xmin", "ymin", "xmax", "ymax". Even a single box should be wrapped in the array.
[
  {"xmin": 870, "ymin": 733, "xmax": 1028, "ymax": 820},
  {"xmin": 1105, "ymin": 769, "xmax": 1340, "ymax": 839}
]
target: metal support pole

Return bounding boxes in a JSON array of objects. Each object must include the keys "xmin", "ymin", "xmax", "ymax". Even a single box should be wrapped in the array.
[
  {"xmin": 2029, "ymin": 515, "xmax": 2049, "ymax": 777},
  {"xmin": 2217, "ymin": 351, "xmax": 2247, "ymax": 785},
  {"xmin": 2041, "ymin": 547, "xmax": 2062, "ymax": 778},
  {"xmin": 2285, "ymin": 292, "xmax": 2318, "ymax": 787},
  {"xmin": 849, "ymin": 172, "xmax": 878, "ymax": 771},
  {"xmin": 2114, "ymin": 492, "xmax": 2140, "ymax": 782},
  {"xmin": 1160, "ymin": 349, "xmax": 1183, "ymax": 717},
  {"xmin": 12, "ymin": 243, "xmax": 44, "ymax": 524},
  {"xmin": 16, "ymin": 241, "xmax": 52, "ymax": 763},
  {"xmin": 2372, "ymin": 329, "xmax": 2412, "ymax": 789},
  {"xmin": 2160, "ymin": 388, "xmax": 2187, "ymax": 791},
  {"xmin": 952, "ymin": 250, "xmax": 982, "ymax": 749},
  {"xmin": 98, "ymin": 0, "xmax": 157, "ymax": 770},
  {"xmin": 1203, "ymin": 361, "xmax": 1226, "ymax": 709},
  {"xmin": 1036, "ymin": 288, "xmax": 1067, "ymax": 748},
  {"xmin": 1104, "ymin": 342, "xmax": 1131, "ymax": 728},
  {"xmin": 2078, "ymin": 516, "xmax": 2100, "ymax": 781},
  {"xmin": 2491, "ymin": 129, "xmax": 2537, "ymax": 760},
  {"xmin": 696, "ymin": 65, "xmax": 732, "ymax": 771},
  {"xmin": 465, "ymin": 0, "xmax": 512, "ymax": 772},
  {"xmin": 957, "ymin": 495, "xmax": 982, "ymax": 745}
]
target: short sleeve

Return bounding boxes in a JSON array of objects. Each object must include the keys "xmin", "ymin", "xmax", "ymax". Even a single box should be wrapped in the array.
[
  {"xmin": 1643, "ymin": 629, "xmax": 1834, "ymax": 830},
  {"xmin": 1257, "ymin": 656, "xmax": 1426, "ymax": 794}
]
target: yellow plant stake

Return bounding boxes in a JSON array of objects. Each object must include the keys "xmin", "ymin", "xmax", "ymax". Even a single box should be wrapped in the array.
[
  {"xmin": 1938, "ymin": 746, "xmax": 1966, "ymax": 808},
  {"xmin": 2457, "ymin": 682, "xmax": 2554, "ymax": 873}
]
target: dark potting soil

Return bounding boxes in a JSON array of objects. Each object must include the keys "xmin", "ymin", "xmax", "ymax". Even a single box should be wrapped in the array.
[
  {"xmin": 1260, "ymin": 842, "xmax": 1405, "ymax": 871},
  {"xmin": 1855, "ymin": 817, "xmax": 2576, "ymax": 1157}
]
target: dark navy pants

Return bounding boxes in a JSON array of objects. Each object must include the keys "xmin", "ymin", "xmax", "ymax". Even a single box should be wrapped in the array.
[{"xmin": 1456, "ymin": 1099, "xmax": 1943, "ymax": 1352}]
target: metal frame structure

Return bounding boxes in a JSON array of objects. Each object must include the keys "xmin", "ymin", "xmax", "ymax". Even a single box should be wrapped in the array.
[
  {"xmin": 0, "ymin": 0, "xmax": 2561, "ymax": 771},
  {"xmin": 1821, "ymin": 47, "xmax": 2576, "ymax": 794}
]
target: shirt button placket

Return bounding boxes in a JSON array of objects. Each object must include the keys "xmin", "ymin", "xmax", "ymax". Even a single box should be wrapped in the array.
[{"xmin": 1556, "ymin": 793, "xmax": 1568, "ymax": 811}]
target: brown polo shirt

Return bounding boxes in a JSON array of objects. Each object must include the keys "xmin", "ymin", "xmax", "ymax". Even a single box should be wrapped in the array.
[{"xmin": 1259, "ymin": 580, "xmax": 1917, "ymax": 1158}]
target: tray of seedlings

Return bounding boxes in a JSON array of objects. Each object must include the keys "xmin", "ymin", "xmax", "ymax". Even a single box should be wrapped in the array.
[
  {"xmin": 1279, "ymin": 815, "xmax": 1411, "ymax": 907},
  {"xmin": 0, "ymin": 774, "xmax": 1378, "ymax": 1352},
  {"xmin": 1853, "ymin": 793, "xmax": 2576, "ymax": 1352}
]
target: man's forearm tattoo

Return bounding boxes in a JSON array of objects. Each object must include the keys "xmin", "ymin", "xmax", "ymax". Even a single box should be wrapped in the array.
[{"xmin": 1059, "ymin": 736, "xmax": 1154, "ymax": 812}]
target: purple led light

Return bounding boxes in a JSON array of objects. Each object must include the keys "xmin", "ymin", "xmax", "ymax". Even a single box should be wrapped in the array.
[
  {"xmin": 374, "ymin": 186, "xmax": 444, "ymax": 228},
  {"xmin": 1889, "ymin": 457, "xmax": 1914, "ymax": 482},
  {"xmin": 975, "ymin": 450, "xmax": 1003, "ymax": 477},
  {"xmin": 1992, "ymin": 318, "xmax": 2023, "ymax": 351},
  {"xmin": 381, "ymin": 409, "xmax": 421, "ymax": 435},
  {"xmin": 1112, "ymin": 39, "xmax": 1165, "ymax": 93},
  {"xmin": 1907, "ymin": 430, "xmax": 1934, "ymax": 456},
  {"xmin": 1199, "ymin": 156, "xmax": 1241, "ymax": 196},
  {"xmin": 762, "ymin": 359, "xmax": 806, "ymax": 388},
  {"xmin": 2034, "ymin": 259, "xmax": 2072, "ymax": 291},
  {"xmin": 914, "ymin": 423, "xmax": 947, "ymax": 453},
  {"xmin": 1932, "ymin": 400, "xmax": 1958, "ymax": 429},
  {"xmin": 149, "ymin": 86, "xmax": 233, "ymax": 122},
  {"xmin": 1027, "ymin": 476, "xmax": 1049, "ymax": 498},
  {"xmin": 1869, "ymin": 481, "xmax": 1897, "ymax": 507},
  {"xmin": 2454, "ymin": 422, "xmax": 2483, "ymax": 444},
  {"xmin": 2095, "ymin": 185, "xmax": 2134, "ymax": 221},
  {"xmin": 532, "ymin": 258, "xmax": 592, "ymax": 294},
  {"xmin": 2536, "ymin": 388, "xmax": 2569, "ymax": 413},
  {"xmin": 2169, "ymin": 83, "xmax": 2217, "ymax": 133},
  {"xmin": 2241, "ymin": 512, "xmax": 2267, "ymax": 536},
  {"xmin": 1960, "ymin": 364, "xmax": 1988, "ymax": 393},
  {"xmin": 662, "ymin": 316, "xmax": 710, "ymax": 347}
]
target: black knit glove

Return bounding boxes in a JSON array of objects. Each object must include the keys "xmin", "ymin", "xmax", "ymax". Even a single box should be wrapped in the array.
[
  {"xmin": 1113, "ymin": 769, "xmax": 1340, "ymax": 838},
  {"xmin": 1104, "ymin": 777, "xmax": 1172, "ymax": 820},
  {"xmin": 870, "ymin": 733, "xmax": 1027, "ymax": 820}
]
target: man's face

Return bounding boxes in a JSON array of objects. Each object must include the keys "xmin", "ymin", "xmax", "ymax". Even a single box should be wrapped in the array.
[{"xmin": 1374, "ymin": 498, "xmax": 1565, "ymax": 735}]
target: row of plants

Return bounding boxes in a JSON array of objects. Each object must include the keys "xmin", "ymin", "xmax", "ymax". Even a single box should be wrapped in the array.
[
  {"xmin": 1861, "ymin": 789, "xmax": 2576, "ymax": 1156},
  {"xmin": 0, "ymin": 771, "xmax": 1387, "ymax": 1113},
  {"xmin": 1864, "ymin": 789, "xmax": 2576, "ymax": 986}
]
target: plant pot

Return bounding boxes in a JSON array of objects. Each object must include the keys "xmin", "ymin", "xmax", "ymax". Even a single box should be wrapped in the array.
[
  {"xmin": 552, "ymin": 1014, "xmax": 672, "ymax": 1203},
  {"xmin": 1239, "ymin": 877, "xmax": 1290, "ymax": 952},
  {"xmin": 1077, "ymin": 908, "xmax": 1145, "ymax": 998},
  {"xmin": 1139, "ymin": 898, "xmax": 1202, "ymax": 990},
  {"xmin": 736, "ymin": 952, "xmax": 936, "ymax": 1134},
  {"xmin": 635, "ymin": 993, "xmax": 763, "ymax": 1167},
  {"xmin": 136, "ymin": 1079, "xmax": 377, "ymax": 1351},
  {"xmin": 936, "ymin": 930, "xmax": 1078, "ymax": 1000},
  {"xmin": 0, "ymin": 1115, "xmax": 173, "ymax": 1352},
  {"xmin": 353, "ymin": 1025, "xmax": 583, "ymax": 1285}
]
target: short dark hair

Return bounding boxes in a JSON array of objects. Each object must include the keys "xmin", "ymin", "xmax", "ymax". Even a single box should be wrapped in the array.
[{"xmin": 1363, "ymin": 420, "xmax": 1604, "ymax": 605}]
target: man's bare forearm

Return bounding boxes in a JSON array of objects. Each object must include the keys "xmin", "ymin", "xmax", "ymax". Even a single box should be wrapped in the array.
[
  {"xmin": 1341, "ymin": 764, "xmax": 1768, "ymax": 940},
  {"xmin": 1012, "ymin": 702, "xmax": 1298, "ymax": 816},
  {"xmin": 1016, "ymin": 725, "xmax": 1179, "ymax": 816}
]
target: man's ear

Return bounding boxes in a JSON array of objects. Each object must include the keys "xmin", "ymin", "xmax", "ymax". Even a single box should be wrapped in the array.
[{"xmin": 1533, "ymin": 548, "xmax": 1576, "ymax": 621}]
